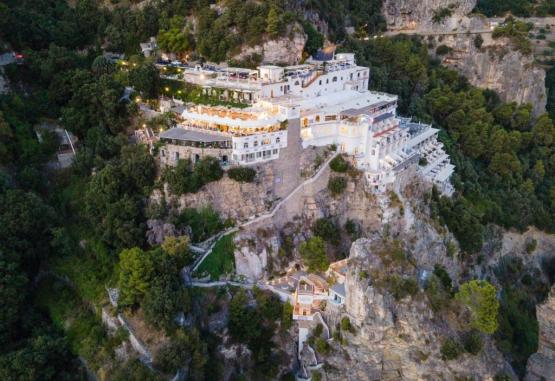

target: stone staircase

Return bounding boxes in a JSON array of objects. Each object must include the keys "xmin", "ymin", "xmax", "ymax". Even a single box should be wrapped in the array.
[{"xmin": 271, "ymin": 118, "xmax": 303, "ymax": 199}]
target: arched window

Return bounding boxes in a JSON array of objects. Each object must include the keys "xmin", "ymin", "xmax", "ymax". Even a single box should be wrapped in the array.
[
  {"xmin": 332, "ymin": 76, "xmax": 337, "ymax": 82},
  {"xmin": 294, "ymin": 81, "xmax": 300, "ymax": 86},
  {"xmin": 315, "ymin": 115, "xmax": 320, "ymax": 122}
]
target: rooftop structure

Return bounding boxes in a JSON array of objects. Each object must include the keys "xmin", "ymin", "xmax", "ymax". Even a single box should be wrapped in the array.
[{"xmin": 158, "ymin": 53, "xmax": 454, "ymax": 193}]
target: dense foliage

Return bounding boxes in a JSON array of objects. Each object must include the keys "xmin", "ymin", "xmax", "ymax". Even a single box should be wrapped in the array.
[
  {"xmin": 456, "ymin": 280, "xmax": 500, "ymax": 334},
  {"xmin": 475, "ymin": 0, "xmax": 555, "ymax": 17},
  {"xmin": 227, "ymin": 166, "xmax": 257, "ymax": 182},
  {"xmin": 300, "ymin": 236, "xmax": 329, "ymax": 272}
]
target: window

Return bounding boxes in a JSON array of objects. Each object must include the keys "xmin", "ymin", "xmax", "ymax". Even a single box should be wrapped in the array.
[
  {"xmin": 276, "ymin": 137, "xmax": 281, "ymax": 144},
  {"xmin": 254, "ymin": 141, "xmax": 258, "ymax": 147},
  {"xmin": 326, "ymin": 79, "xmax": 329, "ymax": 84},
  {"xmin": 332, "ymin": 76, "xmax": 337, "ymax": 82},
  {"xmin": 357, "ymin": 72, "xmax": 360, "ymax": 78},
  {"xmin": 243, "ymin": 142, "xmax": 249, "ymax": 148},
  {"xmin": 273, "ymin": 149, "xmax": 278, "ymax": 155},
  {"xmin": 175, "ymin": 152, "xmax": 179, "ymax": 160},
  {"xmin": 161, "ymin": 150, "xmax": 165, "ymax": 157},
  {"xmin": 315, "ymin": 115, "xmax": 320, "ymax": 122},
  {"xmin": 325, "ymin": 115, "xmax": 337, "ymax": 121},
  {"xmin": 294, "ymin": 81, "xmax": 300, "ymax": 86},
  {"xmin": 257, "ymin": 152, "xmax": 262, "ymax": 158},
  {"xmin": 350, "ymin": 73, "xmax": 353, "ymax": 80},
  {"xmin": 319, "ymin": 80, "xmax": 322, "ymax": 85},
  {"xmin": 262, "ymin": 138, "xmax": 270, "ymax": 145}
]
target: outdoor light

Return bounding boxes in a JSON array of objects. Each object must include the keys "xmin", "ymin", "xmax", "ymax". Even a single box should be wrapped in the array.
[
  {"xmin": 135, "ymin": 97, "xmax": 141, "ymax": 102},
  {"xmin": 165, "ymin": 87, "xmax": 170, "ymax": 91},
  {"xmin": 142, "ymin": 124, "xmax": 146, "ymax": 128}
]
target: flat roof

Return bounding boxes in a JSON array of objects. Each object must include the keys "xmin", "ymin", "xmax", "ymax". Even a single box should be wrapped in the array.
[
  {"xmin": 278, "ymin": 90, "xmax": 396, "ymax": 116},
  {"xmin": 159, "ymin": 127, "xmax": 230, "ymax": 142},
  {"xmin": 331, "ymin": 283, "xmax": 346, "ymax": 297}
]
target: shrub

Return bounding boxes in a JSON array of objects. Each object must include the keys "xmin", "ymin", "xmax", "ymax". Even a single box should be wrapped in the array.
[
  {"xmin": 436, "ymin": 45, "xmax": 452, "ymax": 55},
  {"xmin": 329, "ymin": 155, "xmax": 350, "ymax": 172},
  {"xmin": 328, "ymin": 176, "xmax": 347, "ymax": 196},
  {"xmin": 432, "ymin": 7, "xmax": 453, "ymax": 23},
  {"xmin": 281, "ymin": 301, "xmax": 293, "ymax": 330},
  {"xmin": 312, "ymin": 218, "xmax": 340, "ymax": 245},
  {"xmin": 433, "ymin": 264, "xmax": 453, "ymax": 294},
  {"xmin": 386, "ymin": 275, "xmax": 419, "ymax": 300},
  {"xmin": 440, "ymin": 337, "xmax": 463, "ymax": 360},
  {"xmin": 175, "ymin": 207, "xmax": 223, "ymax": 243},
  {"xmin": 299, "ymin": 237, "xmax": 329, "ymax": 272},
  {"xmin": 314, "ymin": 323, "xmax": 323, "ymax": 337},
  {"xmin": 425, "ymin": 275, "xmax": 451, "ymax": 313},
  {"xmin": 227, "ymin": 167, "xmax": 256, "ymax": 183},
  {"xmin": 340, "ymin": 316, "xmax": 352, "ymax": 332},
  {"xmin": 164, "ymin": 156, "xmax": 223, "ymax": 194},
  {"xmin": 455, "ymin": 280, "xmax": 499, "ymax": 334},
  {"xmin": 314, "ymin": 337, "xmax": 330, "ymax": 354},
  {"xmin": 345, "ymin": 219, "xmax": 361, "ymax": 240},
  {"xmin": 525, "ymin": 238, "xmax": 537, "ymax": 254},
  {"xmin": 474, "ymin": 34, "xmax": 484, "ymax": 49},
  {"xmin": 462, "ymin": 330, "xmax": 483, "ymax": 355}
]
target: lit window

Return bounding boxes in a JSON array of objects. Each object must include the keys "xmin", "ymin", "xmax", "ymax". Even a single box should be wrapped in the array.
[{"xmin": 262, "ymin": 138, "xmax": 271, "ymax": 145}]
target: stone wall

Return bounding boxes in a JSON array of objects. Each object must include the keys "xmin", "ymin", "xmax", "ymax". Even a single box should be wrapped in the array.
[{"xmin": 160, "ymin": 144, "xmax": 231, "ymax": 167}]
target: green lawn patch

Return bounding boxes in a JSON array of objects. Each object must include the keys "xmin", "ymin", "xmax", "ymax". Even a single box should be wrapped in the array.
[{"xmin": 197, "ymin": 234, "xmax": 236, "ymax": 280}]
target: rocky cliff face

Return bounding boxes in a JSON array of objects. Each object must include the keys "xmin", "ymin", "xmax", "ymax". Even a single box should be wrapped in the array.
[
  {"xmin": 382, "ymin": 0, "xmax": 476, "ymax": 31},
  {"xmin": 434, "ymin": 33, "xmax": 547, "ymax": 116},
  {"xmin": 175, "ymin": 165, "xmax": 277, "ymax": 222},
  {"xmin": 525, "ymin": 284, "xmax": 555, "ymax": 381},
  {"xmin": 322, "ymin": 238, "xmax": 514, "ymax": 381},
  {"xmin": 233, "ymin": 25, "xmax": 306, "ymax": 65}
]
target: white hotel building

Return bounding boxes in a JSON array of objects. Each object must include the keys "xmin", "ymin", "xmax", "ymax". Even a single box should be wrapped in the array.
[{"xmin": 159, "ymin": 53, "xmax": 454, "ymax": 194}]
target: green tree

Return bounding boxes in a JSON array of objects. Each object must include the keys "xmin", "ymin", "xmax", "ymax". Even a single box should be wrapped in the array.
[
  {"xmin": 299, "ymin": 236, "xmax": 329, "ymax": 272},
  {"xmin": 129, "ymin": 63, "xmax": 160, "ymax": 99},
  {"xmin": 266, "ymin": 7, "xmax": 282, "ymax": 37},
  {"xmin": 154, "ymin": 329, "xmax": 207, "ymax": 379},
  {"xmin": 161, "ymin": 235, "xmax": 193, "ymax": 267},
  {"xmin": 143, "ymin": 273, "xmax": 187, "ymax": 332},
  {"xmin": 456, "ymin": 280, "xmax": 500, "ymax": 334},
  {"xmin": 312, "ymin": 218, "xmax": 340, "ymax": 245},
  {"xmin": 0, "ymin": 251, "xmax": 28, "ymax": 344},
  {"xmin": 118, "ymin": 247, "xmax": 154, "ymax": 306}
]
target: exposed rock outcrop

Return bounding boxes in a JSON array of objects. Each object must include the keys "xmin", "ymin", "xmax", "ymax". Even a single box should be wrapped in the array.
[
  {"xmin": 434, "ymin": 33, "xmax": 547, "ymax": 116},
  {"xmin": 323, "ymin": 238, "xmax": 514, "ymax": 381},
  {"xmin": 383, "ymin": 0, "xmax": 476, "ymax": 31},
  {"xmin": 233, "ymin": 25, "xmax": 306, "ymax": 65},
  {"xmin": 525, "ymin": 284, "xmax": 555, "ymax": 381}
]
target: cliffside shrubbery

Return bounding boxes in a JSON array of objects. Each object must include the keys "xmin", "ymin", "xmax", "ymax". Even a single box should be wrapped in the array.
[
  {"xmin": 328, "ymin": 176, "xmax": 347, "ymax": 196},
  {"xmin": 227, "ymin": 166, "xmax": 256, "ymax": 183},
  {"xmin": 329, "ymin": 155, "xmax": 350, "ymax": 172},
  {"xmin": 163, "ymin": 157, "xmax": 223, "ymax": 195}
]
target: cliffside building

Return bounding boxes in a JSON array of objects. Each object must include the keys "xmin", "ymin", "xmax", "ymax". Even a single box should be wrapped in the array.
[{"xmin": 158, "ymin": 53, "xmax": 454, "ymax": 194}]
